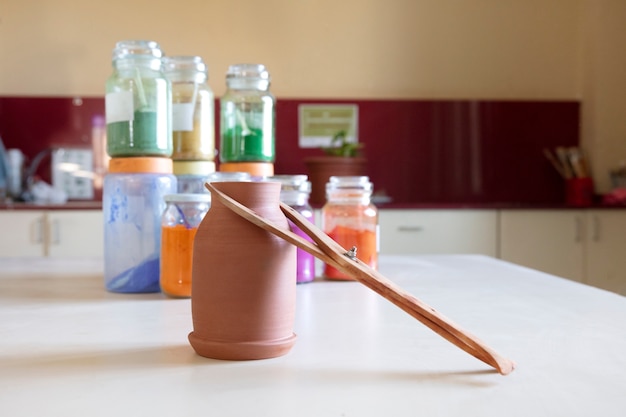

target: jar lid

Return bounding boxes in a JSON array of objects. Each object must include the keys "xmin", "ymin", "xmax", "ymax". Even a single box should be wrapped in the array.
[
  {"xmin": 112, "ymin": 40, "xmax": 163, "ymax": 61},
  {"xmin": 162, "ymin": 56, "xmax": 208, "ymax": 83},
  {"xmin": 219, "ymin": 162, "xmax": 274, "ymax": 177},
  {"xmin": 225, "ymin": 63, "xmax": 270, "ymax": 90},
  {"xmin": 173, "ymin": 160, "xmax": 216, "ymax": 176},
  {"xmin": 205, "ymin": 171, "xmax": 252, "ymax": 183},
  {"xmin": 108, "ymin": 157, "xmax": 173, "ymax": 174},
  {"xmin": 326, "ymin": 175, "xmax": 372, "ymax": 192},
  {"xmin": 268, "ymin": 175, "xmax": 311, "ymax": 193},
  {"xmin": 164, "ymin": 193, "xmax": 211, "ymax": 203}
]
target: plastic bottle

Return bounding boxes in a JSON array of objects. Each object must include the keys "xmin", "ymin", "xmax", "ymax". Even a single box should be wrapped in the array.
[
  {"xmin": 322, "ymin": 176, "xmax": 378, "ymax": 280},
  {"xmin": 103, "ymin": 157, "xmax": 177, "ymax": 293},
  {"xmin": 105, "ymin": 40, "xmax": 172, "ymax": 157}
]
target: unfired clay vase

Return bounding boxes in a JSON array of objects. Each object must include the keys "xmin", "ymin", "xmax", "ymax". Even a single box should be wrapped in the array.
[{"xmin": 188, "ymin": 181, "xmax": 297, "ymax": 360}]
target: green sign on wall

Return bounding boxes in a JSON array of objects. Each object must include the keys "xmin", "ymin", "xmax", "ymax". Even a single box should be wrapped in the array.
[{"xmin": 298, "ymin": 104, "xmax": 358, "ymax": 148}]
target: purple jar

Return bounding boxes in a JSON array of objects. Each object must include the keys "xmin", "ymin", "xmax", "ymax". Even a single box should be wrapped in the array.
[{"xmin": 270, "ymin": 175, "xmax": 315, "ymax": 283}]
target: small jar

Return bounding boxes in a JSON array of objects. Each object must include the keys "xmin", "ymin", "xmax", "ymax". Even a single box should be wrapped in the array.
[
  {"xmin": 160, "ymin": 193, "xmax": 211, "ymax": 298},
  {"xmin": 270, "ymin": 175, "xmax": 315, "ymax": 283},
  {"xmin": 163, "ymin": 56, "xmax": 215, "ymax": 161},
  {"xmin": 219, "ymin": 64, "xmax": 275, "ymax": 163},
  {"xmin": 105, "ymin": 40, "xmax": 172, "ymax": 157},
  {"xmin": 103, "ymin": 157, "xmax": 177, "ymax": 293},
  {"xmin": 322, "ymin": 176, "xmax": 378, "ymax": 280},
  {"xmin": 206, "ymin": 171, "xmax": 252, "ymax": 184},
  {"xmin": 174, "ymin": 160, "xmax": 216, "ymax": 194},
  {"xmin": 178, "ymin": 170, "xmax": 252, "ymax": 194}
]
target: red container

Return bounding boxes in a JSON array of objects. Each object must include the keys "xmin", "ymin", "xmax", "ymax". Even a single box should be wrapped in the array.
[{"xmin": 566, "ymin": 177, "xmax": 594, "ymax": 207}]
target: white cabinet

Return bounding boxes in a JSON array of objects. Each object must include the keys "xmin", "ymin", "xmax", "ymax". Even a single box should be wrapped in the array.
[
  {"xmin": 585, "ymin": 210, "xmax": 626, "ymax": 295},
  {"xmin": 499, "ymin": 210, "xmax": 585, "ymax": 282},
  {"xmin": 499, "ymin": 209, "xmax": 626, "ymax": 295},
  {"xmin": 0, "ymin": 210, "xmax": 103, "ymax": 258},
  {"xmin": 46, "ymin": 210, "xmax": 103, "ymax": 257},
  {"xmin": 379, "ymin": 209, "xmax": 498, "ymax": 256},
  {"xmin": 0, "ymin": 211, "xmax": 47, "ymax": 257}
]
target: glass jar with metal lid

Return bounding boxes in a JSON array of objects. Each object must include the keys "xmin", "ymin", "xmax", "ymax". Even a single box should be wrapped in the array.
[
  {"xmin": 177, "ymin": 170, "xmax": 252, "ymax": 194},
  {"xmin": 269, "ymin": 175, "xmax": 315, "ymax": 283},
  {"xmin": 219, "ymin": 64, "xmax": 275, "ymax": 163},
  {"xmin": 322, "ymin": 176, "xmax": 378, "ymax": 280},
  {"xmin": 160, "ymin": 193, "xmax": 211, "ymax": 298},
  {"xmin": 163, "ymin": 56, "xmax": 215, "ymax": 161},
  {"xmin": 105, "ymin": 40, "xmax": 172, "ymax": 157}
]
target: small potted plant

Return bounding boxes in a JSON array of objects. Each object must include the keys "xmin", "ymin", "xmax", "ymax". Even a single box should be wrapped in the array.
[{"xmin": 304, "ymin": 130, "xmax": 367, "ymax": 205}]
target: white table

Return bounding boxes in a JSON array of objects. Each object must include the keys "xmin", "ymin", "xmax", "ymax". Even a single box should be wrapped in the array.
[{"xmin": 1, "ymin": 255, "xmax": 624, "ymax": 416}]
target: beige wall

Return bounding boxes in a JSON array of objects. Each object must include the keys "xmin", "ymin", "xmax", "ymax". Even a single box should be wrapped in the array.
[
  {"xmin": 0, "ymin": 0, "xmax": 624, "ymax": 191},
  {"xmin": 0, "ymin": 0, "xmax": 580, "ymax": 99},
  {"xmin": 580, "ymin": 0, "xmax": 626, "ymax": 193}
]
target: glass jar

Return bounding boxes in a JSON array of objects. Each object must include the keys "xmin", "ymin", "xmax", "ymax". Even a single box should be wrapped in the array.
[
  {"xmin": 270, "ymin": 175, "xmax": 315, "ymax": 283},
  {"xmin": 174, "ymin": 160, "xmax": 216, "ymax": 194},
  {"xmin": 219, "ymin": 64, "xmax": 275, "ymax": 163},
  {"xmin": 322, "ymin": 176, "xmax": 378, "ymax": 280},
  {"xmin": 206, "ymin": 171, "xmax": 252, "ymax": 184},
  {"xmin": 160, "ymin": 193, "xmax": 211, "ymax": 298},
  {"xmin": 103, "ymin": 157, "xmax": 177, "ymax": 293},
  {"xmin": 105, "ymin": 40, "xmax": 172, "ymax": 157},
  {"xmin": 177, "ymin": 170, "xmax": 252, "ymax": 194},
  {"xmin": 163, "ymin": 56, "xmax": 215, "ymax": 161}
]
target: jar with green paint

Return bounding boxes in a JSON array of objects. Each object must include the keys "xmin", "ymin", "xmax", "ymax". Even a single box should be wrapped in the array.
[
  {"xmin": 105, "ymin": 40, "xmax": 172, "ymax": 157},
  {"xmin": 219, "ymin": 64, "xmax": 275, "ymax": 163}
]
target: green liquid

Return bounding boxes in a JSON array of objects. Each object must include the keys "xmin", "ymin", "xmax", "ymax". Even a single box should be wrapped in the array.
[
  {"xmin": 220, "ymin": 125, "xmax": 274, "ymax": 162},
  {"xmin": 107, "ymin": 111, "xmax": 171, "ymax": 157}
]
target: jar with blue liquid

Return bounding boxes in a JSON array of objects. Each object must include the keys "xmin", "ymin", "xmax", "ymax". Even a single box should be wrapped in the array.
[{"xmin": 103, "ymin": 157, "xmax": 177, "ymax": 293}]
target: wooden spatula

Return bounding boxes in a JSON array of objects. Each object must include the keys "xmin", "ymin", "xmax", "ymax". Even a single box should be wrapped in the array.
[{"xmin": 206, "ymin": 182, "xmax": 515, "ymax": 375}]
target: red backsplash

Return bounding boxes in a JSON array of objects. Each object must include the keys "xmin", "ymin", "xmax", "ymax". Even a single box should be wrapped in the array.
[{"xmin": 0, "ymin": 96, "xmax": 578, "ymax": 204}]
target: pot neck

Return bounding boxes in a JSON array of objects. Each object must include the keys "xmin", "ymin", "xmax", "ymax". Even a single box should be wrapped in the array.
[{"xmin": 210, "ymin": 181, "xmax": 281, "ymax": 211}]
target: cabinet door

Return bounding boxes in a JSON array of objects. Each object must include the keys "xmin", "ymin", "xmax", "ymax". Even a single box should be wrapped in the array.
[
  {"xmin": 379, "ymin": 209, "xmax": 497, "ymax": 256},
  {"xmin": 585, "ymin": 210, "xmax": 626, "ymax": 295},
  {"xmin": 47, "ymin": 210, "xmax": 103, "ymax": 258},
  {"xmin": 499, "ymin": 210, "xmax": 585, "ymax": 282},
  {"xmin": 0, "ymin": 211, "xmax": 46, "ymax": 257}
]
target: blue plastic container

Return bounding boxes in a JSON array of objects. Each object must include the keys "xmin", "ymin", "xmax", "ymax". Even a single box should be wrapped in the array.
[{"xmin": 103, "ymin": 157, "xmax": 176, "ymax": 293}]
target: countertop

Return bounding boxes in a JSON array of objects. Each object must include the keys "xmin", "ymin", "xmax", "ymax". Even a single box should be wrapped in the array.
[
  {"xmin": 1, "ymin": 255, "xmax": 625, "ymax": 416},
  {"xmin": 2, "ymin": 200, "xmax": 626, "ymax": 211},
  {"xmin": 0, "ymin": 200, "xmax": 103, "ymax": 210}
]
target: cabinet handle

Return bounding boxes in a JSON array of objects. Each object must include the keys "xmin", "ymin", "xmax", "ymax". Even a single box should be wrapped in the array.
[
  {"xmin": 574, "ymin": 216, "xmax": 582, "ymax": 243},
  {"xmin": 50, "ymin": 219, "xmax": 60, "ymax": 245},
  {"xmin": 32, "ymin": 217, "xmax": 45, "ymax": 244},
  {"xmin": 397, "ymin": 225, "xmax": 424, "ymax": 232},
  {"xmin": 592, "ymin": 215, "xmax": 600, "ymax": 242}
]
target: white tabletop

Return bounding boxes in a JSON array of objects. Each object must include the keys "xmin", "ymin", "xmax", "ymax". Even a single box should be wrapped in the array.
[{"xmin": 1, "ymin": 255, "xmax": 624, "ymax": 417}]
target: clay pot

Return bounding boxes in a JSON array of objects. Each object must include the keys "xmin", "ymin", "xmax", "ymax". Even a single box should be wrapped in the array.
[
  {"xmin": 188, "ymin": 181, "xmax": 297, "ymax": 360},
  {"xmin": 305, "ymin": 156, "xmax": 368, "ymax": 205}
]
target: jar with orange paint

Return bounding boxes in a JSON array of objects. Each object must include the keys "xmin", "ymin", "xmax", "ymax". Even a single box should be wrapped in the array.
[
  {"xmin": 322, "ymin": 176, "xmax": 378, "ymax": 280},
  {"xmin": 160, "ymin": 193, "xmax": 211, "ymax": 298}
]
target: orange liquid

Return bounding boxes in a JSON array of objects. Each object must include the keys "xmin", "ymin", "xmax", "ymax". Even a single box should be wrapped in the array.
[
  {"xmin": 160, "ymin": 224, "xmax": 197, "ymax": 297},
  {"xmin": 323, "ymin": 225, "xmax": 378, "ymax": 280}
]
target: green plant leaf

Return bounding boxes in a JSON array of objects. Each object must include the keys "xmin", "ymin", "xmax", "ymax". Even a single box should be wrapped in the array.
[{"xmin": 321, "ymin": 130, "xmax": 363, "ymax": 157}]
